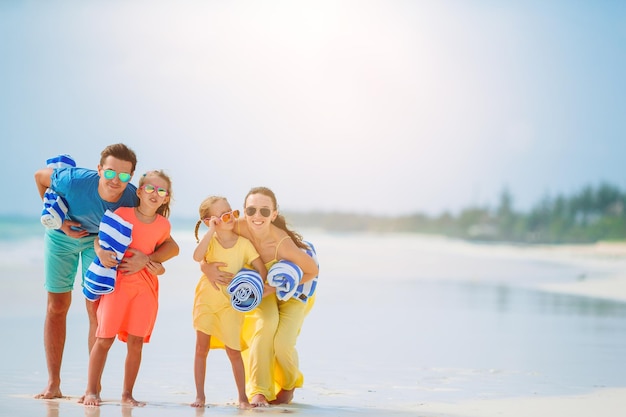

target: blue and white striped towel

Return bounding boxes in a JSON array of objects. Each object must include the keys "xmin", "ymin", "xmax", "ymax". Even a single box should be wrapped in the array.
[
  {"xmin": 292, "ymin": 241, "xmax": 319, "ymax": 303},
  {"xmin": 83, "ymin": 210, "xmax": 133, "ymax": 301},
  {"xmin": 267, "ymin": 260, "xmax": 303, "ymax": 301},
  {"xmin": 227, "ymin": 268, "xmax": 265, "ymax": 312},
  {"xmin": 266, "ymin": 241, "xmax": 319, "ymax": 303},
  {"xmin": 41, "ymin": 154, "xmax": 77, "ymax": 229}
]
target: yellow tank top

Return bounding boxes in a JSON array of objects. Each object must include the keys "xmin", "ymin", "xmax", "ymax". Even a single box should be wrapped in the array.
[{"xmin": 264, "ymin": 235, "xmax": 291, "ymax": 270}]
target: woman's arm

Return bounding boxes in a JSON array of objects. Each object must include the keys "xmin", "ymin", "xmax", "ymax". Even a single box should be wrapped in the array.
[
  {"xmin": 250, "ymin": 256, "xmax": 275, "ymax": 297},
  {"xmin": 250, "ymin": 256, "xmax": 268, "ymax": 280},
  {"xmin": 199, "ymin": 260, "xmax": 234, "ymax": 290},
  {"xmin": 279, "ymin": 239, "xmax": 319, "ymax": 284}
]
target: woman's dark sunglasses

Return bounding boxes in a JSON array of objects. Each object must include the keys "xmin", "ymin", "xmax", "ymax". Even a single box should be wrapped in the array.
[{"xmin": 245, "ymin": 207, "xmax": 272, "ymax": 217}]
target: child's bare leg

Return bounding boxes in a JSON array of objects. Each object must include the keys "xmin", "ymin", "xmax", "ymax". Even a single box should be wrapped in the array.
[
  {"xmin": 191, "ymin": 331, "xmax": 210, "ymax": 408},
  {"xmin": 121, "ymin": 335, "xmax": 145, "ymax": 406},
  {"xmin": 225, "ymin": 346, "xmax": 251, "ymax": 409},
  {"xmin": 82, "ymin": 336, "xmax": 115, "ymax": 407},
  {"xmin": 82, "ymin": 393, "xmax": 101, "ymax": 407}
]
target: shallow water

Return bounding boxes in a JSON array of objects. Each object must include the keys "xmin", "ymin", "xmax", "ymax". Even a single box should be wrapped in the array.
[{"xmin": 2, "ymin": 229, "xmax": 626, "ymax": 416}]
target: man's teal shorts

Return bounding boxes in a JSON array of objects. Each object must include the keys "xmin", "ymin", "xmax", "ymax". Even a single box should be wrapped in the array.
[{"xmin": 44, "ymin": 229, "xmax": 97, "ymax": 293}]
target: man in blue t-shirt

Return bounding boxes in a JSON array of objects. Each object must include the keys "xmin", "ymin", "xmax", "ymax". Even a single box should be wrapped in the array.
[{"xmin": 33, "ymin": 143, "xmax": 180, "ymax": 400}]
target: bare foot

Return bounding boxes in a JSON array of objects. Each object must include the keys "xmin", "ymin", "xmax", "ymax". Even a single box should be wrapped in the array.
[
  {"xmin": 82, "ymin": 393, "xmax": 101, "ymax": 407},
  {"xmin": 238, "ymin": 400, "xmax": 252, "ymax": 409},
  {"xmin": 190, "ymin": 396, "xmax": 205, "ymax": 408},
  {"xmin": 270, "ymin": 389, "xmax": 294, "ymax": 405},
  {"xmin": 121, "ymin": 393, "xmax": 146, "ymax": 407},
  {"xmin": 35, "ymin": 387, "xmax": 63, "ymax": 400},
  {"xmin": 79, "ymin": 388, "xmax": 102, "ymax": 404},
  {"xmin": 250, "ymin": 394, "xmax": 269, "ymax": 407}
]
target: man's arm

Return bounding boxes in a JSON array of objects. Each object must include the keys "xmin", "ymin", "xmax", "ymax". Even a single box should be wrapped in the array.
[
  {"xmin": 151, "ymin": 236, "xmax": 180, "ymax": 263},
  {"xmin": 34, "ymin": 168, "xmax": 54, "ymax": 199},
  {"xmin": 119, "ymin": 235, "xmax": 180, "ymax": 274}
]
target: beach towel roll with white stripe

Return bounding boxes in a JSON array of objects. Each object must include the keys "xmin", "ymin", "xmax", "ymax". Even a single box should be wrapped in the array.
[
  {"xmin": 227, "ymin": 268, "xmax": 265, "ymax": 312},
  {"xmin": 293, "ymin": 241, "xmax": 319, "ymax": 302},
  {"xmin": 267, "ymin": 240, "xmax": 319, "ymax": 303},
  {"xmin": 83, "ymin": 210, "xmax": 133, "ymax": 301},
  {"xmin": 267, "ymin": 260, "xmax": 303, "ymax": 301},
  {"xmin": 41, "ymin": 154, "xmax": 77, "ymax": 229}
]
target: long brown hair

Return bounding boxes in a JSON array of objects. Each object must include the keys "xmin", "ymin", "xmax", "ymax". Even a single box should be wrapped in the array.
[
  {"xmin": 244, "ymin": 187, "xmax": 308, "ymax": 250},
  {"xmin": 138, "ymin": 170, "xmax": 173, "ymax": 218}
]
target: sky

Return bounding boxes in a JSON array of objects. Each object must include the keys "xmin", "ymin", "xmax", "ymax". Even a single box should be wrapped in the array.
[{"xmin": 2, "ymin": 0, "xmax": 626, "ymax": 219}]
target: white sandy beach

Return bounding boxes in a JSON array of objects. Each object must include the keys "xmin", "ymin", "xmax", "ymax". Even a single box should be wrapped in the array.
[{"xmin": 1, "ymin": 230, "xmax": 626, "ymax": 417}]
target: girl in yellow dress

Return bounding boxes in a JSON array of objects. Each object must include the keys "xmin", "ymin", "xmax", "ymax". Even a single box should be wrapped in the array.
[{"xmin": 191, "ymin": 196, "xmax": 267, "ymax": 409}]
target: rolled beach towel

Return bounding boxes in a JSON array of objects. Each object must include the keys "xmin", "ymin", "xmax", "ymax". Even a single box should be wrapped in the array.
[
  {"xmin": 83, "ymin": 210, "xmax": 133, "ymax": 301},
  {"xmin": 267, "ymin": 260, "xmax": 303, "ymax": 301},
  {"xmin": 41, "ymin": 154, "xmax": 77, "ymax": 229},
  {"xmin": 227, "ymin": 268, "xmax": 265, "ymax": 312},
  {"xmin": 292, "ymin": 241, "xmax": 319, "ymax": 303}
]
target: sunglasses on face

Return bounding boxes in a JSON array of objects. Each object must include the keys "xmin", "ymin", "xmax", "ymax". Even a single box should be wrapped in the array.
[
  {"xmin": 205, "ymin": 209, "xmax": 240, "ymax": 223},
  {"xmin": 103, "ymin": 169, "xmax": 132, "ymax": 183},
  {"xmin": 245, "ymin": 207, "xmax": 272, "ymax": 217},
  {"xmin": 141, "ymin": 184, "xmax": 169, "ymax": 197}
]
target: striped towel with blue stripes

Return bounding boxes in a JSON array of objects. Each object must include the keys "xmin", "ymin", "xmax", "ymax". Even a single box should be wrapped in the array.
[
  {"xmin": 267, "ymin": 260, "xmax": 303, "ymax": 301},
  {"xmin": 292, "ymin": 241, "xmax": 319, "ymax": 303},
  {"xmin": 266, "ymin": 241, "xmax": 319, "ymax": 303},
  {"xmin": 227, "ymin": 268, "xmax": 265, "ymax": 312},
  {"xmin": 41, "ymin": 154, "xmax": 77, "ymax": 229},
  {"xmin": 83, "ymin": 210, "xmax": 133, "ymax": 301}
]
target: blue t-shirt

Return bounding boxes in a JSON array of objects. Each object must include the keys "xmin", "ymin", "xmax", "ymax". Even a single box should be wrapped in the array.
[{"xmin": 51, "ymin": 167, "xmax": 139, "ymax": 234}]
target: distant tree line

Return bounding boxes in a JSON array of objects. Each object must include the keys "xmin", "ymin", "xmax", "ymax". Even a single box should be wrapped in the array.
[{"xmin": 285, "ymin": 182, "xmax": 626, "ymax": 244}]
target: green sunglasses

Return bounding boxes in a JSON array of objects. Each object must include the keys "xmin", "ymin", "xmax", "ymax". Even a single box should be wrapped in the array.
[{"xmin": 103, "ymin": 169, "xmax": 132, "ymax": 183}]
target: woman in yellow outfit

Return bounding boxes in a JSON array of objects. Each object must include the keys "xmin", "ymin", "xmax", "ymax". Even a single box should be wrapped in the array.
[{"xmin": 201, "ymin": 187, "xmax": 319, "ymax": 406}]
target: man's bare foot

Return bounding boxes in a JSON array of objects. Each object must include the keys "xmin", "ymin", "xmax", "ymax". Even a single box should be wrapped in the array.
[
  {"xmin": 35, "ymin": 386, "xmax": 63, "ymax": 400},
  {"xmin": 250, "ymin": 394, "xmax": 269, "ymax": 407},
  {"xmin": 270, "ymin": 389, "xmax": 294, "ymax": 405},
  {"xmin": 190, "ymin": 396, "xmax": 205, "ymax": 408},
  {"xmin": 82, "ymin": 393, "xmax": 101, "ymax": 407},
  {"xmin": 121, "ymin": 393, "xmax": 146, "ymax": 407}
]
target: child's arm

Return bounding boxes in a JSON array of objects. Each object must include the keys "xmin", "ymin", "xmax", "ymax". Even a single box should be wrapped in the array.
[
  {"xmin": 193, "ymin": 219, "xmax": 216, "ymax": 262},
  {"xmin": 93, "ymin": 237, "xmax": 119, "ymax": 269}
]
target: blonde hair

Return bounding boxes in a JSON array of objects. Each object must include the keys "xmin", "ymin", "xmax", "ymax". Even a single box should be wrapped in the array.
[
  {"xmin": 194, "ymin": 195, "xmax": 227, "ymax": 243},
  {"xmin": 138, "ymin": 170, "xmax": 173, "ymax": 218}
]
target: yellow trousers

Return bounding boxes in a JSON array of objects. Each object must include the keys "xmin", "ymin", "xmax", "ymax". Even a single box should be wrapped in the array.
[{"xmin": 242, "ymin": 293, "xmax": 313, "ymax": 401}]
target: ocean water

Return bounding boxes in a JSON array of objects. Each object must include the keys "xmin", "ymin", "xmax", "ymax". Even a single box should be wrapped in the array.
[{"xmin": 1, "ymin": 216, "xmax": 626, "ymax": 416}]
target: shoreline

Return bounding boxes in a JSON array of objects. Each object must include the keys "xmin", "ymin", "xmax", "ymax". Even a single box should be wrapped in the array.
[
  {"xmin": 415, "ymin": 387, "xmax": 626, "ymax": 417},
  {"xmin": 526, "ymin": 241, "xmax": 626, "ymax": 303}
]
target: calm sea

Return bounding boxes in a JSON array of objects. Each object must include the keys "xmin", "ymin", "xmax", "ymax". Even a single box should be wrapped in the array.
[{"xmin": 1, "ymin": 215, "xmax": 626, "ymax": 416}]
